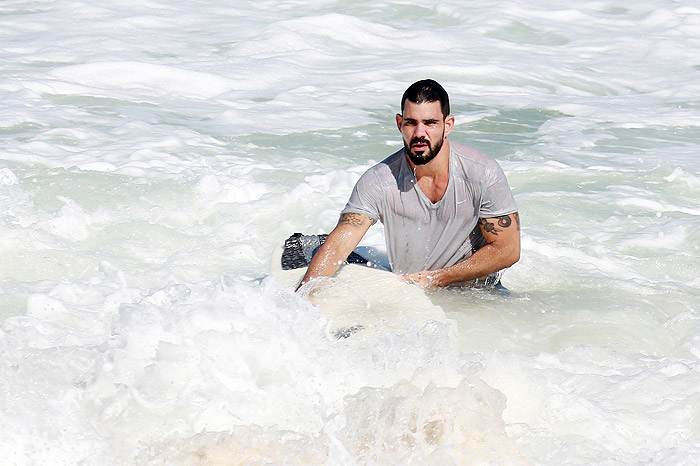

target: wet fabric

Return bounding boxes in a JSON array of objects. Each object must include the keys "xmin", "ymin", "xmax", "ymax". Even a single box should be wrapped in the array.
[{"xmin": 341, "ymin": 142, "xmax": 518, "ymax": 273}]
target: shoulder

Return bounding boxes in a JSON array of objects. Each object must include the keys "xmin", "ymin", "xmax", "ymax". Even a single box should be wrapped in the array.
[
  {"xmin": 377, "ymin": 148, "xmax": 405, "ymax": 172},
  {"xmin": 449, "ymin": 142, "xmax": 502, "ymax": 178},
  {"xmin": 344, "ymin": 150, "xmax": 404, "ymax": 218},
  {"xmin": 357, "ymin": 149, "xmax": 404, "ymax": 185},
  {"xmin": 450, "ymin": 142, "xmax": 497, "ymax": 168}
]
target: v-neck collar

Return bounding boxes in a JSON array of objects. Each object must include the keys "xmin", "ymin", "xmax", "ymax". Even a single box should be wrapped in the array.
[{"xmin": 403, "ymin": 146, "xmax": 453, "ymax": 209}]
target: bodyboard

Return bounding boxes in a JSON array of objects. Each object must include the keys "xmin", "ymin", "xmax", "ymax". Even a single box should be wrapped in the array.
[{"xmin": 272, "ymin": 234, "xmax": 452, "ymax": 337}]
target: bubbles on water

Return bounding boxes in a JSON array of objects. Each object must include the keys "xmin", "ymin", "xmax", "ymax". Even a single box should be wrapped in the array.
[
  {"xmin": 1, "ymin": 0, "xmax": 699, "ymax": 464},
  {"xmin": 334, "ymin": 378, "xmax": 524, "ymax": 465},
  {"xmin": 2, "ymin": 271, "xmax": 528, "ymax": 464}
]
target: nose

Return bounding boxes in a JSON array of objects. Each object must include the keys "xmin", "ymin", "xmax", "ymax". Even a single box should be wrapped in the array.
[{"xmin": 414, "ymin": 122, "xmax": 429, "ymax": 137}]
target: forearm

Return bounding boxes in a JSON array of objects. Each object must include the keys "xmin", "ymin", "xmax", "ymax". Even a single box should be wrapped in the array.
[
  {"xmin": 299, "ymin": 235, "xmax": 352, "ymax": 285},
  {"xmin": 400, "ymin": 212, "xmax": 521, "ymax": 288},
  {"xmin": 427, "ymin": 240, "xmax": 520, "ymax": 287},
  {"xmin": 297, "ymin": 213, "xmax": 373, "ymax": 290}
]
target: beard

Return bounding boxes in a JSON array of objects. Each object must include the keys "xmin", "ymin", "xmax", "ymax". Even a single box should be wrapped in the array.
[{"xmin": 404, "ymin": 132, "xmax": 445, "ymax": 166}]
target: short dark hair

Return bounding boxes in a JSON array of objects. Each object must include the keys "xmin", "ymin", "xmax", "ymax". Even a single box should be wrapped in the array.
[{"xmin": 401, "ymin": 79, "xmax": 450, "ymax": 118}]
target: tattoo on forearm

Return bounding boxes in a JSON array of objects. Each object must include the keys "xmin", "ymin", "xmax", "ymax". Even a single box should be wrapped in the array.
[
  {"xmin": 339, "ymin": 213, "xmax": 372, "ymax": 227},
  {"xmin": 514, "ymin": 212, "xmax": 520, "ymax": 231}
]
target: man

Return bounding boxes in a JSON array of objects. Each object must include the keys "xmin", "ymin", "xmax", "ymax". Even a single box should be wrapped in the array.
[{"xmin": 298, "ymin": 79, "xmax": 520, "ymax": 290}]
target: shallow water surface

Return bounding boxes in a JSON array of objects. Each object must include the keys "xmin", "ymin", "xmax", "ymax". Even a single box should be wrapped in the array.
[{"xmin": 1, "ymin": 0, "xmax": 699, "ymax": 464}]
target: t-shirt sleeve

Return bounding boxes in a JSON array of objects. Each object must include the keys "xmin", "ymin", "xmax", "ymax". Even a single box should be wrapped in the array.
[
  {"xmin": 340, "ymin": 169, "xmax": 382, "ymax": 222},
  {"xmin": 479, "ymin": 160, "xmax": 518, "ymax": 218}
]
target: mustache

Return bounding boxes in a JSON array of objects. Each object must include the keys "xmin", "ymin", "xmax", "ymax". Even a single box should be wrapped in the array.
[{"xmin": 410, "ymin": 137, "xmax": 429, "ymax": 146}]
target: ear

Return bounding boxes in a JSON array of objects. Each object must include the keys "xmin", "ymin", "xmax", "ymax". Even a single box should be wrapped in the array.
[
  {"xmin": 395, "ymin": 113, "xmax": 403, "ymax": 131},
  {"xmin": 444, "ymin": 115, "xmax": 455, "ymax": 136}
]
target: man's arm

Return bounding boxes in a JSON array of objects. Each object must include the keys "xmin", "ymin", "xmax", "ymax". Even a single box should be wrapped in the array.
[
  {"xmin": 296, "ymin": 212, "xmax": 374, "ymax": 290},
  {"xmin": 399, "ymin": 212, "xmax": 521, "ymax": 288}
]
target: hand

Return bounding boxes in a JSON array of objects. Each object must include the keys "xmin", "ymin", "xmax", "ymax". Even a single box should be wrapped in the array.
[
  {"xmin": 296, "ymin": 276, "xmax": 333, "ymax": 300},
  {"xmin": 398, "ymin": 270, "xmax": 439, "ymax": 289}
]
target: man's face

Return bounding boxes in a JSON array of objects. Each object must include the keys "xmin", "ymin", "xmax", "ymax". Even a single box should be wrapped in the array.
[{"xmin": 396, "ymin": 100, "xmax": 453, "ymax": 166}]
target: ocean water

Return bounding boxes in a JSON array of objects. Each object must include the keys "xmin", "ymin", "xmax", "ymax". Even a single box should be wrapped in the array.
[{"xmin": 1, "ymin": 0, "xmax": 699, "ymax": 464}]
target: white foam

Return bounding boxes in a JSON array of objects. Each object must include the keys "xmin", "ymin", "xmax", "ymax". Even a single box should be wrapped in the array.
[
  {"xmin": 50, "ymin": 62, "xmax": 237, "ymax": 100},
  {"xmin": 0, "ymin": 168, "xmax": 19, "ymax": 185},
  {"xmin": 1, "ymin": 0, "xmax": 699, "ymax": 464}
]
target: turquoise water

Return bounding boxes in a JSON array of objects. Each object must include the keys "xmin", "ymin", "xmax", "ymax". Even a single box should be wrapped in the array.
[{"xmin": 1, "ymin": 0, "xmax": 699, "ymax": 464}]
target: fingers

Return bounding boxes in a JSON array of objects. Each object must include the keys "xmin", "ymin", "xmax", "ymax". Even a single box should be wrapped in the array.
[{"xmin": 398, "ymin": 272, "xmax": 436, "ymax": 289}]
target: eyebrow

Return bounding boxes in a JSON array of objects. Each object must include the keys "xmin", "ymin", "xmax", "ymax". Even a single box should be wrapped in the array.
[{"xmin": 404, "ymin": 118, "xmax": 439, "ymax": 124}]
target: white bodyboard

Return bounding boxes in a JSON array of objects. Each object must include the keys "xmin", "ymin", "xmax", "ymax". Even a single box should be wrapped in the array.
[{"xmin": 271, "ymin": 245, "xmax": 452, "ymax": 336}]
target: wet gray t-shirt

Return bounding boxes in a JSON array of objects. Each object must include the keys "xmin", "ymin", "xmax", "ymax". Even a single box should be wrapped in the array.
[{"xmin": 341, "ymin": 142, "xmax": 517, "ymax": 274}]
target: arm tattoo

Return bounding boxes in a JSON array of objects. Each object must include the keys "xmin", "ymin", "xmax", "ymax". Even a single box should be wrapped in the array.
[
  {"xmin": 339, "ymin": 212, "xmax": 374, "ymax": 227},
  {"xmin": 497, "ymin": 215, "xmax": 512, "ymax": 228},
  {"xmin": 479, "ymin": 213, "xmax": 519, "ymax": 236},
  {"xmin": 478, "ymin": 217, "xmax": 501, "ymax": 235}
]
